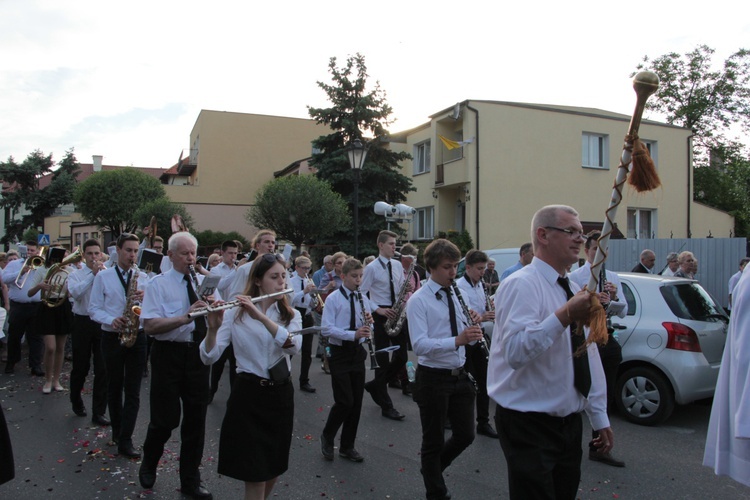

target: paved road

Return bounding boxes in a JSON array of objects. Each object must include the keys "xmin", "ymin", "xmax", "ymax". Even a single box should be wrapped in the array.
[{"xmin": 1, "ymin": 345, "xmax": 749, "ymax": 499}]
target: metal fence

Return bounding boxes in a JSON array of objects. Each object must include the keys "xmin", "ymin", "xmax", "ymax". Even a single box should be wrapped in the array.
[{"xmin": 605, "ymin": 238, "xmax": 747, "ymax": 309}]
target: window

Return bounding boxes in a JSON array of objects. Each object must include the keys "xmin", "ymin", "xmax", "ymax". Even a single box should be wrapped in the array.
[
  {"xmin": 621, "ymin": 283, "xmax": 636, "ymax": 316},
  {"xmin": 627, "ymin": 208, "xmax": 655, "ymax": 239},
  {"xmin": 582, "ymin": 132, "xmax": 609, "ymax": 168},
  {"xmin": 642, "ymin": 140, "xmax": 658, "ymax": 167},
  {"xmin": 413, "ymin": 141, "xmax": 431, "ymax": 175},
  {"xmin": 414, "ymin": 207, "xmax": 434, "ymax": 240}
]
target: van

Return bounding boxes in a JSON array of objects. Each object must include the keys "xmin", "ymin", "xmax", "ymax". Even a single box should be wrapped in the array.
[{"xmin": 457, "ymin": 248, "xmax": 520, "ymax": 278}]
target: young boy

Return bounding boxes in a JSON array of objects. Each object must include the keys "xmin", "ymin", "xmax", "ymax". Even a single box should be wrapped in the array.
[
  {"xmin": 406, "ymin": 239, "xmax": 484, "ymax": 500},
  {"xmin": 320, "ymin": 257, "xmax": 373, "ymax": 463}
]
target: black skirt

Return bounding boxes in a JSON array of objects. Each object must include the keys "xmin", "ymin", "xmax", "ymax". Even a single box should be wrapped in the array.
[
  {"xmin": 218, "ymin": 372, "xmax": 294, "ymax": 482},
  {"xmin": 38, "ymin": 300, "xmax": 73, "ymax": 336}
]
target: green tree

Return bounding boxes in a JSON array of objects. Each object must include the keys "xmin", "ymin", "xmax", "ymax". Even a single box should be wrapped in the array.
[
  {"xmin": 191, "ymin": 230, "xmax": 250, "ymax": 251},
  {"xmin": 309, "ymin": 53, "xmax": 413, "ymax": 258},
  {"xmin": 0, "ymin": 148, "xmax": 81, "ymax": 245},
  {"xmin": 246, "ymin": 175, "xmax": 350, "ymax": 251},
  {"xmin": 634, "ymin": 45, "xmax": 750, "ymax": 236},
  {"xmin": 74, "ymin": 168, "xmax": 166, "ymax": 238},
  {"xmin": 133, "ymin": 197, "xmax": 195, "ymax": 244}
]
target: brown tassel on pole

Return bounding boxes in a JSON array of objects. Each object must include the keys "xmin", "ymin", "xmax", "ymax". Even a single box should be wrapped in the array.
[
  {"xmin": 573, "ymin": 289, "xmax": 609, "ymax": 356},
  {"xmin": 627, "ymin": 135, "xmax": 661, "ymax": 192}
]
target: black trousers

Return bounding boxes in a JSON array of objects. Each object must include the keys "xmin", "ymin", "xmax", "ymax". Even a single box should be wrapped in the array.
[
  {"xmin": 369, "ymin": 312, "xmax": 408, "ymax": 410},
  {"xmin": 100, "ymin": 330, "xmax": 146, "ymax": 446},
  {"xmin": 209, "ymin": 343, "xmax": 236, "ymax": 396},
  {"xmin": 590, "ymin": 335, "xmax": 622, "ymax": 450},
  {"xmin": 495, "ymin": 405, "xmax": 583, "ymax": 500},
  {"xmin": 297, "ymin": 310, "xmax": 314, "ymax": 384},
  {"xmin": 413, "ymin": 366, "xmax": 476, "ymax": 500},
  {"xmin": 322, "ymin": 343, "xmax": 367, "ymax": 450},
  {"xmin": 69, "ymin": 314, "xmax": 107, "ymax": 416},
  {"xmin": 5, "ymin": 301, "xmax": 44, "ymax": 371},
  {"xmin": 142, "ymin": 340, "xmax": 210, "ymax": 489},
  {"xmin": 463, "ymin": 342, "xmax": 490, "ymax": 425}
]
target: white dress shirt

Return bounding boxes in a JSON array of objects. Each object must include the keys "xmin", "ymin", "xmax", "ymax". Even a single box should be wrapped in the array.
[
  {"xmin": 456, "ymin": 274, "xmax": 489, "ymax": 315},
  {"xmin": 199, "ymin": 303, "xmax": 301, "ymax": 378},
  {"xmin": 290, "ymin": 273, "xmax": 315, "ymax": 315},
  {"xmin": 360, "ymin": 256, "xmax": 404, "ymax": 308},
  {"xmin": 487, "ymin": 257, "xmax": 609, "ymax": 431},
  {"xmin": 89, "ymin": 265, "xmax": 149, "ymax": 332},
  {"xmin": 220, "ymin": 261, "xmax": 252, "ymax": 300},
  {"xmin": 67, "ymin": 265, "xmax": 97, "ymax": 315},
  {"xmin": 140, "ymin": 268, "xmax": 205, "ymax": 342},
  {"xmin": 569, "ymin": 262, "xmax": 628, "ymax": 318},
  {"xmin": 321, "ymin": 286, "xmax": 371, "ymax": 346},
  {"xmin": 406, "ymin": 279, "xmax": 470, "ymax": 370},
  {"xmin": 2, "ymin": 259, "xmax": 41, "ymax": 303}
]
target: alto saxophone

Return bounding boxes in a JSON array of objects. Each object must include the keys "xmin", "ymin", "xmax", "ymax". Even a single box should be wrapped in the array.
[{"xmin": 119, "ymin": 264, "xmax": 142, "ymax": 348}]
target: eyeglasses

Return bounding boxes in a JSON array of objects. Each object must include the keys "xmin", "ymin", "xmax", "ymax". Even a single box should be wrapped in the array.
[
  {"xmin": 261, "ymin": 253, "xmax": 285, "ymax": 264},
  {"xmin": 297, "ymin": 266, "xmax": 311, "ymax": 270},
  {"xmin": 544, "ymin": 226, "xmax": 585, "ymax": 239}
]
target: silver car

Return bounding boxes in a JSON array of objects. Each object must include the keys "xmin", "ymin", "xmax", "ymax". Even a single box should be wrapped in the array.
[{"xmin": 612, "ymin": 273, "xmax": 727, "ymax": 426}]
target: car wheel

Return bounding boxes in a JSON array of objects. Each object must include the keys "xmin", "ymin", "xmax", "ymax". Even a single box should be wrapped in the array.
[{"xmin": 615, "ymin": 366, "xmax": 675, "ymax": 426}]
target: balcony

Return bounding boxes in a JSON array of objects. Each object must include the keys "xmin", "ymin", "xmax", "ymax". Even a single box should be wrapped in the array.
[
  {"xmin": 434, "ymin": 157, "xmax": 469, "ymax": 188},
  {"xmin": 177, "ymin": 149, "xmax": 199, "ymax": 176}
]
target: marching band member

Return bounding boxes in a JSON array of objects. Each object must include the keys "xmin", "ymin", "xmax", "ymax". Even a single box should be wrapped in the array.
[
  {"xmin": 200, "ymin": 253, "xmax": 301, "ymax": 500},
  {"xmin": 138, "ymin": 232, "xmax": 213, "ymax": 499},
  {"xmin": 392, "ymin": 244, "xmax": 420, "ymax": 395},
  {"xmin": 360, "ymin": 231, "xmax": 406, "ymax": 421},
  {"xmin": 219, "ymin": 230, "xmax": 276, "ymax": 300},
  {"xmin": 320, "ymin": 257, "xmax": 371, "ymax": 463},
  {"xmin": 206, "ymin": 240, "xmax": 240, "ymax": 403},
  {"xmin": 88, "ymin": 233, "xmax": 148, "ymax": 459},
  {"xmin": 406, "ymin": 239, "xmax": 483, "ymax": 500},
  {"xmin": 290, "ymin": 255, "xmax": 317, "ymax": 393},
  {"xmin": 2, "ymin": 241, "xmax": 45, "ymax": 376},
  {"xmin": 455, "ymin": 249, "xmax": 497, "ymax": 439},
  {"xmin": 67, "ymin": 239, "xmax": 109, "ymax": 425}
]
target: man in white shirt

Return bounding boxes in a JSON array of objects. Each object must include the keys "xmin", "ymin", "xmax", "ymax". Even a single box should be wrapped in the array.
[
  {"xmin": 488, "ymin": 205, "xmax": 613, "ymax": 500},
  {"xmin": 67, "ymin": 239, "xmax": 109, "ymax": 425},
  {"xmin": 360, "ymin": 230, "xmax": 406, "ymax": 421},
  {"xmin": 727, "ymin": 258, "xmax": 749, "ymax": 313},
  {"xmin": 219, "ymin": 230, "xmax": 276, "ymax": 300},
  {"xmin": 88, "ymin": 233, "xmax": 148, "ymax": 459},
  {"xmin": 2, "ymin": 241, "xmax": 45, "ymax": 376}
]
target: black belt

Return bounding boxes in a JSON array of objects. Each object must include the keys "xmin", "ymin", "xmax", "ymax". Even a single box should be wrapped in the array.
[
  {"xmin": 238, "ymin": 372, "xmax": 291, "ymax": 387},
  {"xmin": 418, "ymin": 365, "xmax": 465, "ymax": 377}
]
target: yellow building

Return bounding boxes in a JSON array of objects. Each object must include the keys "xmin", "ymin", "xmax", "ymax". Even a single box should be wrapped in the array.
[
  {"xmin": 388, "ymin": 100, "xmax": 733, "ymax": 249},
  {"xmin": 160, "ymin": 110, "xmax": 328, "ymax": 239}
]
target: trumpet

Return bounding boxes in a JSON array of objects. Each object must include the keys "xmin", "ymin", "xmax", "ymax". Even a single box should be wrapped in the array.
[
  {"xmin": 188, "ymin": 288, "xmax": 294, "ymax": 318},
  {"xmin": 15, "ymin": 246, "xmax": 47, "ymax": 288},
  {"xmin": 356, "ymin": 286, "xmax": 379, "ymax": 370}
]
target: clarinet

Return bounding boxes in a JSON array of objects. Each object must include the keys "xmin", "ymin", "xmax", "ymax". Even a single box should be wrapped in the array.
[
  {"xmin": 450, "ymin": 279, "xmax": 490, "ymax": 361},
  {"xmin": 356, "ymin": 286, "xmax": 379, "ymax": 370}
]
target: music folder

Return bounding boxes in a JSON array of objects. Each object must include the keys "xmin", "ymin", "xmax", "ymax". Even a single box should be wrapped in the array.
[
  {"xmin": 290, "ymin": 326, "xmax": 321, "ymax": 336},
  {"xmin": 138, "ymin": 249, "xmax": 162, "ymax": 274},
  {"xmin": 45, "ymin": 247, "xmax": 66, "ymax": 267},
  {"xmin": 197, "ymin": 275, "xmax": 221, "ymax": 299}
]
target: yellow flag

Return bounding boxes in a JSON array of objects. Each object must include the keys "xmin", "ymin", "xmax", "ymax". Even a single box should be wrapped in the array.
[{"xmin": 438, "ymin": 135, "xmax": 461, "ymax": 150}]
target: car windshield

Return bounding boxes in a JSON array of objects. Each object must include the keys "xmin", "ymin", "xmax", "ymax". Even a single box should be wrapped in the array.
[{"xmin": 659, "ymin": 283, "xmax": 727, "ymax": 322}]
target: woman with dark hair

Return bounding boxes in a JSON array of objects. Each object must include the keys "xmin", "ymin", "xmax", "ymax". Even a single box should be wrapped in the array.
[{"xmin": 200, "ymin": 253, "xmax": 301, "ymax": 500}]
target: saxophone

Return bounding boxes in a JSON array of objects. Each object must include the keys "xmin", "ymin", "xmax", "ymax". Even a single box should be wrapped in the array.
[
  {"xmin": 119, "ymin": 264, "xmax": 142, "ymax": 348},
  {"xmin": 384, "ymin": 259, "xmax": 416, "ymax": 337}
]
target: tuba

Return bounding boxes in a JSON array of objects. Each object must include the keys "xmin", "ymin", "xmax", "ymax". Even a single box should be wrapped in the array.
[
  {"xmin": 41, "ymin": 248, "xmax": 84, "ymax": 307},
  {"xmin": 119, "ymin": 265, "xmax": 142, "ymax": 348}
]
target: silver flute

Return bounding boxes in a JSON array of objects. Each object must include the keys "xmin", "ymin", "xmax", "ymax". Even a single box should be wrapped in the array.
[{"xmin": 188, "ymin": 288, "xmax": 293, "ymax": 318}]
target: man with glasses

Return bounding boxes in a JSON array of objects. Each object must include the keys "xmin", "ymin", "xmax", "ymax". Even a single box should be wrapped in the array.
[
  {"xmin": 488, "ymin": 205, "xmax": 613, "ymax": 500},
  {"xmin": 291, "ymin": 255, "xmax": 317, "ymax": 393}
]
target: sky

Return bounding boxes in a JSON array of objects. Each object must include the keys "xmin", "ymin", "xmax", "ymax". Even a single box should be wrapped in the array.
[{"xmin": 1, "ymin": 0, "xmax": 748, "ymax": 169}]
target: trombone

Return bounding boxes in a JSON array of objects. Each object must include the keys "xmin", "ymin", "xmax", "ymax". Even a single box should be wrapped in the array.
[{"xmin": 15, "ymin": 246, "xmax": 47, "ymax": 288}]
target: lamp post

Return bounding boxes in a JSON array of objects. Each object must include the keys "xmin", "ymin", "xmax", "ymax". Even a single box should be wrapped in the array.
[{"xmin": 347, "ymin": 139, "xmax": 368, "ymax": 258}]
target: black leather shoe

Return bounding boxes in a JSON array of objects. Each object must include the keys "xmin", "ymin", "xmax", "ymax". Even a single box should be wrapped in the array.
[
  {"xmin": 476, "ymin": 422, "xmax": 498, "ymax": 438},
  {"xmin": 388, "ymin": 379, "xmax": 402, "ymax": 389},
  {"xmin": 382, "ymin": 408, "xmax": 405, "ymax": 421},
  {"xmin": 92, "ymin": 414, "xmax": 111, "ymax": 426},
  {"xmin": 138, "ymin": 462, "xmax": 156, "ymax": 488},
  {"xmin": 31, "ymin": 367, "xmax": 45, "ymax": 377},
  {"xmin": 181, "ymin": 483, "xmax": 213, "ymax": 499},
  {"xmin": 402, "ymin": 383, "xmax": 413, "ymax": 396},
  {"xmin": 589, "ymin": 449, "xmax": 625, "ymax": 467},
  {"xmin": 300, "ymin": 382, "xmax": 317, "ymax": 393},
  {"xmin": 364, "ymin": 381, "xmax": 384, "ymax": 406},
  {"xmin": 72, "ymin": 402, "xmax": 87, "ymax": 417},
  {"xmin": 339, "ymin": 448, "xmax": 364, "ymax": 462},
  {"xmin": 4, "ymin": 363, "xmax": 14, "ymax": 374},
  {"xmin": 320, "ymin": 434, "xmax": 334, "ymax": 461},
  {"xmin": 118, "ymin": 444, "xmax": 141, "ymax": 459}
]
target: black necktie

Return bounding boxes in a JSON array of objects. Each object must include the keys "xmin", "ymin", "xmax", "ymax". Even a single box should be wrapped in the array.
[
  {"xmin": 557, "ymin": 277, "xmax": 591, "ymax": 397},
  {"xmin": 185, "ymin": 275, "xmax": 207, "ymax": 342},
  {"xmin": 300, "ymin": 279, "xmax": 305, "ymax": 304},
  {"xmin": 441, "ymin": 287, "xmax": 459, "ymax": 337},
  {"xmin": 348, "ymin": 290, "xmax": 357, "ymax": 331},
  {"xmin": 387, "ymin": 261, "xmax": 395, "ymax": 306}
]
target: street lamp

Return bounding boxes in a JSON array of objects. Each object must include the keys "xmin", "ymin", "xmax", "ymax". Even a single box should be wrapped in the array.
[{"xmin": 347, "ymin": 139, "xmax": 368, "ymax": 258}]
